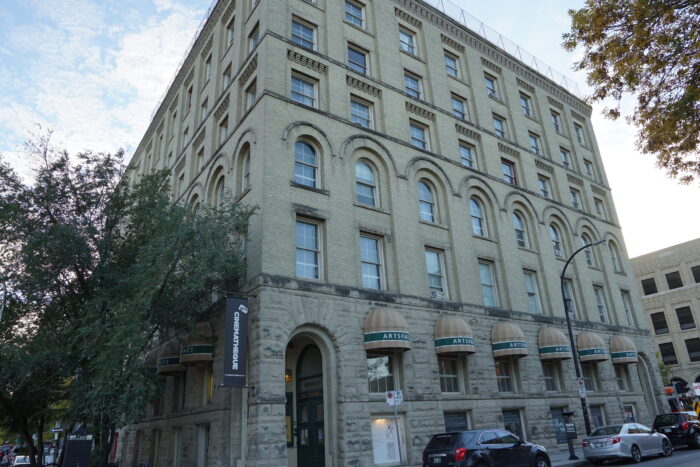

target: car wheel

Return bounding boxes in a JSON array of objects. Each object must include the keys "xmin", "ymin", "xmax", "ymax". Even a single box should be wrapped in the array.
[
  {"xmin": 630, "ymin": 445, "xmax": 641, "ymax": 463},
  {"xmin": 533, "ymin": 454, "xmax": 550, "ymax": 467},
  {"xmin": 661, "ymin": 438, "xmax": 673, "ymax": 457},
  {"xmin": 693, "ymin": 432, "xmax": 700, "ymax": 448}
]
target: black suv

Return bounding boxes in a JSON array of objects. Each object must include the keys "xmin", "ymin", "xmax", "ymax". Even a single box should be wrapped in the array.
[
  {"xmin": 422, "ymin": 429, "xmax": 550, "ymax": 467},
  {"xmin": 652, "ymin": 412, "xmax": 700, "ymax": 448}
]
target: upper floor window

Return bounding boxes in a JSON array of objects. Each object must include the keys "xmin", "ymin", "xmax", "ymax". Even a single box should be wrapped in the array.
[
  {"xmin": 459, "ymin": 143, "xmax": 476, "ymax": 169},
  {"xmin": 350, "ymin": 98, "xmax": 372, "ymax": 128},
  {"xmin": 291, "ymin": 19, "xmax": 316, "ymax": 50},
  {"xmin": 581, "ymin": 234, "xmax": 596, "ymax": 267},
  {"xmin": 360, "ymin": 234, "xmax": 382, "ymax": 289},
  {"xmin": 593, "ymin": 286, "xmax": 609, "ymax": 323},
  {"xmin": 409, "ymin": 121, "xmax": 429, "ymax": 150},
  {"xmin": 501, "ymin": 159, "xmax": 516, "ymax": 185},
  {"xmin": 584, "ymin": 159, "xmax": 595, "ymax": 178},
  {"xmin": 551, "ymin": 110, "xmax": 563, "ymax": 133},
  {"xmin": 294, "ymin": 141, "xmax": 318, "ymax": 187},
  {"xmin": 418, "ymin": 180, "xmax": 437, "ymax": 223},
  {"xmin": 444, "ymin": 52, "xmax": 459, "ymax": 77},
  {"xmin": 570, "ymin": 187, "xmax": 581, "ymax": 210},
  {"xmin": 242, "ymin": 152, "xmax": 251, "ymax": 191},
  {"xmin": 562, "ymin": 278, "xmax": 578, "ymax": 319},
  {"xmin": 529, "ymin": 132, "xmax": 542, "ymax": 155},
  {"xmin": 692, "ymin": 265, "xmax": 700, "ymax": 283},
  {"xmin": 666, "ymin": 271, "xmax": 683, "ymax": 290},
  {"xmin": 246, "ymin": 80, "xmax": 257, "ymax": 111},
  {"xmin": 226, "ymin": 18, "xmax": 235, "ymax": 48},
  {"xmin": 344, "ymin": 0, "xmax": 365, "ymax": 28},
  {"xmin": 620, "ymin": 290, "xmax": 636, "ymax": 327},
  {"xmin": 685, "ymin": 338, "xmax": 700, "ymax": 362},
  {"xmin": 658, "ymin": 342, "xmax": 677, "ymax": 365},
  {"xmin": 495, "ymin": 360, "xmax": 514, "ymax": 392},
  {"xmin": 560, "ymin": 148, "xmax": 572, "ymax": 169},
  {"xmin": 296, "ymin": 219, "xmax": 320, "ymax": 279},
  {"xmin": 213, "ymin": 176, "xmax": 226, "ymax": 208},
  {"xmin": 451, "ymin": 95, "xmax": 467, "ymax": 120},
  {"xmin": 523, "ymin": 270, "xmax": 541, "ymax": 313},
  {"xmin": 641, "ymin": 278, "xmax": 658, "ymax": 295},
  {"xmin": 651, "ymin": 311, "xmax": 669, "ymax": 335},
  {"xmin": 291, "ymin": 74, "xmax": 317, "ymax": 107},
  {"xmin": 367, "ymin": 354, "xmax": 397, "ymax": 393},
  {"xmin": 248, "ymin": 23, "xmax": 260, "ymax": 52},
  {"xmin": 538, "ymin": 175, "xmax": 552, "ymax": 199},
  {"xmin": 478, "ymin": 260, "xmax": 498, "ymax": 307},
  {"xmin": 399, "ymin": 28, "xmax": 417, "ymax": 55},
  {"xmin": 609, "ymin": 242, "xmax": 623, "ymax": 273},
  {"xmin": 425, "ymin": 249, "xmax": 447, "ymax": 298},
  {"xmin": 676, "ymin": 306, "xmax": 696, "ymax": 330},
  {"xmin": 404, "ymin": 72, "xmax": 422, "ymax": 99},
  {"xmin": 512, "ymin": 212, "xmax": 528, "ymax": 248},
  {"xmin": 492, "ymin": 115, "xmax": 506, "ymax": 138},
  {"xmin": 484, "ymin": 74, "xmax": 499, "ymax": 99},
  {"xmin": 219, "ymin": 115, "xmax": 229, "ymax": 144},
  {"xmin": 438, "ymin": 357, "xmax": 461, "ymax": 393},
  {"xmin": 204, "ymin": 54, "xmax": 212, "ymax": 83},
  {"xmin": 223, "ymin": 63, "xmax": 232, "ymax": 88},
  {"xmin": 469, "ymin": 197, "xmax": 487, "ymax": 237},
  {"xmin": 594, "ymin": 198, "xmax": 607, "ymax": 220},
  {"xmin": 520, "ymin": 93, "xmax": 532, "ymax": 117},
  {"xmin": 549, "ymin": 224, "xmax": 564, "ymax": 257},
  {"xmin": 355, "ymin": 161, "xmax": 377, "ymax": 206},
  {"xmin": 347, "ymin": 45, "xmax": 368, "ymax": 75},
  {"xmin": 574, "ymin": 123, "xmax": 586, "ymax": 145}
]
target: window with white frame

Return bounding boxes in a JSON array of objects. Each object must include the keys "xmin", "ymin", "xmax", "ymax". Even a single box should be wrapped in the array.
[
  {"xmin": 459, "ymin": 143, "xmax": 476, "ymax": 169},
  {"xmin": 570, "ymin": 187, "xmax": 581, "ymax": 210},
  {"xmin": 520, "ymin": 93, "xmax": 532, "ymax": 117},
  {"xmin": 593, "ymin": 286, "xmax": 608, "ymax": 323},
  {"xmin": 538, "ymin": 175, "xmax": 552, "ymax": 199},
  {"xmin": 614, "ymin": 364, "xmax": 631, "ymax": 391},
  {"xmin": 294, "ymin": 141, "xmax": 318, "ymax": 187},
  {"xmin": 360, "ymin": 234, "xmax": 382, "ymax": 289},
  {"xmin": 200, "ymin": 99, "xmax": 209, "ymax": 122},
  {"xmin": 344, "ymin": 0, "xmax": 364, "ymax": 28},
  {"xmin": 404, "ymin": 72, "xmax": 422, "ymax": 99},
  {"xmin": 418, "ymin": 180, "xmax": 437, "ymax": 223},
  {"xmin": 296, "ymin": 219, "xmax": 321, "ymax": 279},
  {"xmin": 584, "ymin": 159, "xmax": 595, "ymax": 179},
  {"xmin": 469, "ymin": 197, "xmax": 487, "ymax": 237},
  {"xmin": 574, "ymin": 123, "xmax": 585, "ymax": 145},
  {"xmin": 226, "ymin": 18, "xmax": 235, "ymax": 48},
  {"xmin": 350, "ymin": 97, "xmax": 372, "ymax": 128},
  {"xmin": 594, "ymin": 198, "xmax": 607, "ymax": 220},
  {"xmin": 213, "ymin": 176, "xmax": 226, "ymax": 208},
  {"xmin": 501, "ymin": 159, "xmax": 516, "ymax": 185},
  {"xmin": 551, "ymin": 110, "xmax": 563, "ymax": 133},
  {"xmin": 399, "ymin": 28, "xmax": 416, "ymax": 55},
  {"xmin": 529, "ymin": 132, "xmax": 542, "ymax": 155},
  {"xmin": 444, "ymin": 51, "xmax": 459, "ymax": 77},
  {"xmin": 542, "ymin": 361, "xmax": 561, "ymax": 392},
  {"xmin": 367, "ymin": 354, "xmax": 396, "ymax": 393},
  {"xmin": 347, "ymin": 45, "xmax": 368, "ymax": 75},
  {"xmin": 186, "ymin": 85, "xmax": 193, "ymax": 111},
  {"xmin": 219, "ymin": 116, "xmax": 229, "ymax": 144},
  {"xmin": 581, "ymin": 234, "xmax": 596, "ymax": 266},
  {"xmin": 563, "ymin": 278, "xmax": 578, "ymax": 319},
  {"xmin": 291, "ymin": 74, "xmax": 316, "ymax": 107},
  {"xmin": 581, "ymin": 362, "xmax": 598, "ymax": 391},
  {"xmin": 560, "ymin": 148, "xmax": 572, "ymax": 169},
  {"xmin": 485, "ymin": 74, "xmax": 499, "ymax": 99},
  {"xmin": 291, "ymin": 18, "xmax": 316, "ymax": 49},
  {"xmin": 248, "ymin": 24, "xmax": 260, "ymax": 52},
  {"xmin": 609, "ymin": 242, "xmax": 623, "ymax": 272},
  {"xmin": 513, "ymin": 212, "xmax": 528, "ymax": 248},
  {"xmin": 223, "ymin": 63, "xmax": 232, "ymax": 88},
  {"xmin": 479, "ymin": 260, "xmax": 498, "ymax": 307},
  {"xmin": 438, "ymin": 357, "xmax": 461, "ymax": 393},
  {"xmin": 355, "ymin": 160, "xmax": 377, "ymax": 206},
  {"xmin": 204, "ymin": 55, "xmax": 212, "ymax": 83},
  {"xmin": 495, "ymin": 359, "xmax": 514, "ymax": 392},
  {"xmin": 425, "ymin": 248, "xmax": 447, "ymax": 298},
  {"xmin": 409, "ymin": 121, "xmax": 429, "ymax": 149},
  {"xmin": 523, "ymin": 270, "xmax": 541, "ymax": 313},
  {"xmin": 620, "ymin": 290, "xmax": 636, "ymax": 327},
  {"xmin": 549, "ymin": 224, "xmax": 564, "ymax": 257},
  {"xmin": 493, "ymin": 114, "xmax": 506, "ymax": 138},
  {"xmin": 242, "ymin": 152, "xmax": 251, "ymax": 191},
  {"xmin": 245, "ymin": 80, "xmax": 257, "ymax": 110},
  {"xmin": 451, "ymin": 94, "xmax": 467, "ymax": 120}
]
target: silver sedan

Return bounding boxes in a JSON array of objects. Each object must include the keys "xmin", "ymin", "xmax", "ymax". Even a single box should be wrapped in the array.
[{"xmin": 582, "ymin": 423, "xmax": 673, "ymax": 464}]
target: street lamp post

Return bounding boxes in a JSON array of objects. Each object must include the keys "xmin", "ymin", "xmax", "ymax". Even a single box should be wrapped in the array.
[{"xmin": 560, "ymin": 239, "xmax": 604, "ymax": 442}]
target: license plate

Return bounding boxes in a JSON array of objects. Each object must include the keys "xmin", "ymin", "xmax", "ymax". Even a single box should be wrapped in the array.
[
  {"xmin": 594, "ymin": 443, "xmax": 603, "ymax": 448},
  {"xmin": 431, "ymin": 458, "xmax": 442, "ymax": 464},
  {"xmin": 663, "ymin": 428, "xmax": 672, "ymax": 433}
]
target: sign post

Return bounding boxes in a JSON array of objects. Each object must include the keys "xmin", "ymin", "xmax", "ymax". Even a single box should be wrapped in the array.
[{"xmin": 386, "ymin": 390, "xmax": 404, "ymax": 466}]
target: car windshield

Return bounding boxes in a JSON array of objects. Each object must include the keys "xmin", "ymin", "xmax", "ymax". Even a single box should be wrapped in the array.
[
  {"xmin": 590, "ymin": 425, "xmax": 623, "ymax": 436},
  {"xmin": 655, "ymin": 414, "xmax": 679, "ymax": 425}
]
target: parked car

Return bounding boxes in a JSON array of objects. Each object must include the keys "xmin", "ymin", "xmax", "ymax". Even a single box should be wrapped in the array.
[
  {"xmin": 652, "ymin": 412, "xmax": 700, "ymax": 448},
  {"xmin": 12, "ymin": 457, "xmax": 31, "ymax": 467},
  {"xmin": 422, "ymin": 429, "xmax": 550, "ymax": 467},
  {"xmin": 581, "ymin": 423, "xmax": 672, "ymax": 464}
]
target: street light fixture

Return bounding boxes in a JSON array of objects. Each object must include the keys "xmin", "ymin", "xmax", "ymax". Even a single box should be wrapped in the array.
[{"xmin": 560, "ymin": 239, "xmax": 605, "ymax": 440}]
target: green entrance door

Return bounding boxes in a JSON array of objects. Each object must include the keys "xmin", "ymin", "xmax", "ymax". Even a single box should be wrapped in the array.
[{"xmin": 296, "ymin": 345, "xmax": 325, "ymax": 467}]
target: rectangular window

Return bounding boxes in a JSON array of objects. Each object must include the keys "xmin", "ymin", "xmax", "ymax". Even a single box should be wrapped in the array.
[
  {"xmin": 367, "ymin": 354, "xmax": 395, "ymax": 393},
  {"xmin": 651, "ymin": 312, "xmax": 669, "ymax": 334},
  {"xmin": 581, "ymin": 363, "xmax": 598, "ymax": 391},
  {"xmin": 360, "ymin": 234, "xmax": 382, "ymax": 290},
  {"xmin": 248, "ymin": 24, "xmax": 260, "ymax": 52},
  {"xmin": 501, "ymin": 159, "xmax": 516, "ymax": 185},
  {"xmin": 350, "ymin": 98, "xmax": 372, "ymax": 128},
  {"xmin": 622, "ymin": 405, "xmax": 636, "ymax": 423},
  {"xmin": 186, "ymin": 85, "xmax": 193, "ymax": 110},
  {"xmin": 560, "ymin": 148, "xmax": 571, "ymax": 168},
  {"xmin": 451, "ymin": 95, "xmax": 467, "ymax": 120},
  {"xmin": 594, "ymin": 286, "xmax": 608, "ymax": 323},
  {"xmin": 590, "ymin": 406, "xmax": 606, "ymax": 429},
  {"xmin": 542, "ymin": 362, "xmax": 559, "ymax": 392},
  {"xmin": 641, "ymin": 277, "xmax": 658, "ymax": 295},
  {"xmin": 438, "ymin": 357, "xmax": 461, "ymax": 393},
  {"xmin": 614, "ymin": 365, "xmax": 629, "ymax": 391},
  {"xmin": 538, "ymin": 175, "xmax": 552, "ymax": 199},
  {"xmin": 594, "ymin": 198, "xmax": 606, "ymax": 219},
  {"xmin": 520, "ymin": 93, "xmax": 532, "ymax": 117},
  {"xmin": 291, "ymin": 19, "xmax": 316, "ymax": 50},
  {"xmin": 666, "ymin": 271, "xmax": 683, "ymax": 289},
  {"xmin": 296, "ymin": 220, "xmax": 320, "ymax": 279},
  {"xmin": 479, "ymin": 260, "xmax": 498, "ymax": 307},
  {"xmin": 403, "ymin": 72, "xmax": 422, "ymax": 99},
  {"xmin": 551, "ymin": 110, "xmax": 562, "ymax": 133},
  {"xmin": 492, "ymin": 114, "xmax": 506, "ymax": 138},
  {"xmin": 344, "ymin": 0, "xmax": 364, "ymax": 28},
  {"xmin": 444, "ymin": 412, "xmax": 469, "ymax": 432},
  {"xmin": 691, "ymin": 265, "xmax": 700, "ymax": 283},
  {"xmin": 347, "ymin": 45, "xmax": 368, "ymax": 75},
  {"xmin": 409, "ymin": 121, "xmax": 429, "ymax": 149},
  {"xmin": 574, "ymin": 123, "xmax": 585, "ymax": 145},
  {"xmin": 291, "ymin": 74, "xmax": 316, "ymax": 107},
  {"xmin": 200, "ymin": 99, "xmax": 208, "ymax": 122},
  {"xmin": 399, "ymin": 28, "xmax": 416, "ymax": 55},
  {"xmin": 223, "ymin": 63, "xmax": 232, "ymax": 88},
  {"xmin": 570, "ymin": 188, "xmax": 581, "ymax": 210},
  {"xmin": 584, "ymin": 159, "xmax": 594, "ymax": 178},
  {"xmin": 425, "ymin": 249, "xmax": 446, "ymax": 299},
  {"xmin": 620, "ymin": 290, "xmax": 635, "ymax": 327},
  {"xmin": 523, "ymin": 270, "xmax": 541, "ymax": 314},
  {"xmin": 529, "ymin": 132, "xmax": 541, "ymax": 155},
  {"xmin": 676, "ymin": 306, "xmax": 696, "ymax": 330},
  {"xmin": 459, "ymin": 143, "xmax": 475, "ymax": 169},
  {"xmin": 502, "ymin": 409, "xmax": 524, "ymax": 441},
  {"xmin": 246, "ymin": 80, "xmax": 257, "ymax": 110},
  {"xmin": 204, "ymin": 55, "xmax": 212, "ymax": 83},
  {"xmin": 218, "ymin": 116, "xmax": 229, "ymax": 144},
  {"xmin": 444, "ymin": 52, "xmax": 459, "ymax": 77},
  {"xmin": 485, "ymin": 74, "xmax": 499, "ymax": 99},
  {"xmin": 659, "ymin": 342, "xmax": 678, "ymax": 365},
  {"xmin": 495, "ymin": 360, "xmax": 513, "ymax": 392},
  {"xmin": 685, "ymin": 338, "xmax": 700, "ymax": 362},
  {"xmin": 226, "ymin": 18, "xmax": 235, "ymax": 48}
]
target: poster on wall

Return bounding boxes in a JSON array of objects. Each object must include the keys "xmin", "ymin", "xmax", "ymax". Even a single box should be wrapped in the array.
[
  {"xmin": 370, "ymin": 417, "xmax": 403, "ymax": 465},
  {"xmin": 222, "ymin": 297, "xmax": 249, "ymax": 387}
]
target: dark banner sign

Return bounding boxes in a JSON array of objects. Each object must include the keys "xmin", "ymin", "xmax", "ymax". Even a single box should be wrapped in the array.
[{"xmin": 223, "ymin": 297, "xmax": 249, "ymax": 387}]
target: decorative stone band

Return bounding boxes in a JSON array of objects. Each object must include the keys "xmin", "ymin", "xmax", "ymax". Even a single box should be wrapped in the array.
[
  {"xmin": 538, "ymin": 345, "xmax": 572, "ymax": 360},
  {"xmin": 492, "ymin": 340, "xmax": 528, "ymax": 358},
  {"xmin": 364, "ymin": 331, "xmax": 410, "ymax": 347},
  {"xmin": 435, "ymin": 336, "xmax": 475, "ymax": 354},
  {"xmin": 157, "ymin": 356, "xmax": 185, "ymax": 374},
  {"xmin": 611, "ymin": 351, "xmax": 638, "ymax": 364},
  {"xmin": 180, "ymin": 344, "xmax": 214, "ymax": 364},
  {"xmin": 578, "ymin": 347, "xmax": 608, "ymax": 362}
]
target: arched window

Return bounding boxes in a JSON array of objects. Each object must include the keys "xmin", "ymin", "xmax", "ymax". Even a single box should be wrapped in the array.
[
  {"xmin": 609, "ymin": 241, "xmax": 623, "ymax": 272},
  {"xmin": 243, "ymin": 153, "xmax": 251, "ymax": 190},
  {"xmin": 214, "ymin": 176, "xmax": 225, "ymax": 208},
  {"xmin": 188, "ymin": 194, "xmax": 200, "ymax": 214},
  {"xmin": 512, "ymin": 212, "xmax": 527, "ymax": 248},
  {"xmin": 294, "ymin": 141, "xmax": 317, "ymax": 187},
  {"xmin": 418, "ymin": 180, "xmax": 436, "ymax": 223},
  {"xmin": 355, "ymin": 161, "xmax": 377, "ymax": 206},
  {"xmin": 581, "ymin": 233, "xmax": 595, "ymax": 266},
  {"xmin": 549, "ymin": 224, "xmax": 563, "ymax": 257},
  {"xmin": 470, "ymin": 197, "xmax": 487, "ymax": 236}
]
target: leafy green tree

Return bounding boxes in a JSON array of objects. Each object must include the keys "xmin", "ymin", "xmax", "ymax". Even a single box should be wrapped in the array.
[
  {"xmin": 0, "ymin": 130, "xmax": 255, "ymax": 466},
  {"xmin": 563, "ymin": 0, "xmax": 700, "ymax": 183}
]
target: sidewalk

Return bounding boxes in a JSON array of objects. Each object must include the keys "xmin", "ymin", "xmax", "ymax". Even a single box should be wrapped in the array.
[{"xmin": 549, "ymin": 446, "xmax": 589, "ymax": 467}]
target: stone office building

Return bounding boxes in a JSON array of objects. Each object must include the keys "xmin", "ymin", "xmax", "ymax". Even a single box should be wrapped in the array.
[
  {"xmin": 632, "ymin": 238, "xmax": 700, "ymax": 390},
  {"xmin": 119, "ymin": 0, "xmax": 664, "ymax": 465}
]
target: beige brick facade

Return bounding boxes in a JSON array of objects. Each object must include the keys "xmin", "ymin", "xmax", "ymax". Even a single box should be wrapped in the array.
[{"xmin": 120, "ymin": 1, "xmax": 664, "ymax": 466}]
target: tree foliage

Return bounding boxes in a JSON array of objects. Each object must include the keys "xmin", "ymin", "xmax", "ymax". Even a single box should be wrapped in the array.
[
  {"xmin": 0, "ymin": 130, "xmax": 256, "ymax": 466},
  {"xmin": 563, "ymin": 0, "xmax": 700, "ymax": 183}
]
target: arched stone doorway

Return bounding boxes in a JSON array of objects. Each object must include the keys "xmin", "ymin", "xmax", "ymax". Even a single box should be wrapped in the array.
[{"xmin": 636, "ymin": 354, "xmax": 659, "ymax": 417}]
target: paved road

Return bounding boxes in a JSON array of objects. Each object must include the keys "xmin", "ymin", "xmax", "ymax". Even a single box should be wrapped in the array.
[{"xmin": 576, "ymin": 446, "xmax": 699, "ymax": 466}]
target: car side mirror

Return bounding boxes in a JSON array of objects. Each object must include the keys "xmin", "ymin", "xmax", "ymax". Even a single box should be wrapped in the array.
[
  {"xmin": 515, "ymin": 438, "xmax": 524, "ymax": 446},
  {"xmin": 651, "ymin": 429, "xmax": 657, "ymax": 434}
]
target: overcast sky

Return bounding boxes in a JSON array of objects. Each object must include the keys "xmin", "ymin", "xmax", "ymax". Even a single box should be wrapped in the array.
[{"xmin": 1, "ymin": 0, "xmax": 698, "ymax": 258}]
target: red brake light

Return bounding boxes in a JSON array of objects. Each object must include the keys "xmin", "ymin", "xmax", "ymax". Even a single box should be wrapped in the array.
[
  {"xmin": 454, "ymin": 447, "xmax": 467, "ymax": 462},
  {"xmin": 611, "ymin": 436, "xmax": 621, "ymax": 444},
  {"xmin": 582, "ymin": 441, "xmax": 590, "ymax": 447},
  {"xmin": 681, "ymin": 421, "xmax": 689, "ymax": 430}
]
